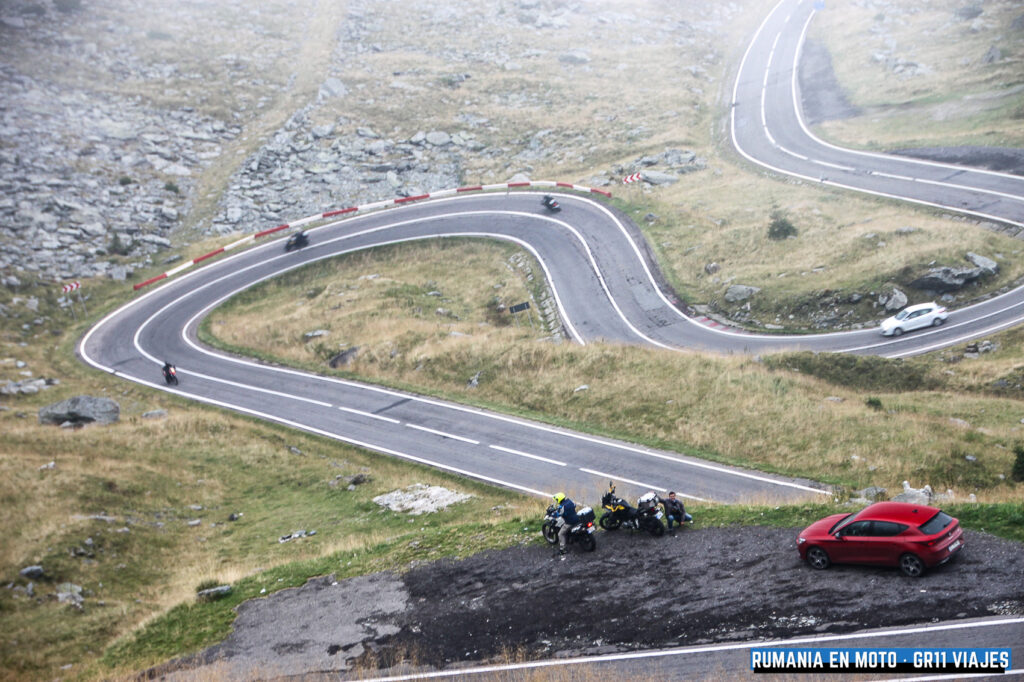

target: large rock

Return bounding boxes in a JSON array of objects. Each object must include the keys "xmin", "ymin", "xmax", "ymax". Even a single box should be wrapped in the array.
[
  {"xmin": 857, "ymin": 486, "xmax": 887, "ymax": 502},
  {"xmin": 880, "ymin": 288, "xmax": 907, "ymax": 311},
  {"xmin": 38, "ymin": 395, "xmax": 120, "ymax": 426},
  {"xmin": 891, "ymin": 480, "xmax": 933, "ymax": 505},
  {"xmin": 424, "ymin": 131, "xmax": 451, "ymax": 147},
  {"xmin": 558, "ymin": 50, "xmax": 590, "ymax": 65},
  {"xmin": 909, "ymin": 266, "xmax": 985, "ymax": 293},
  {"xmin": 954, "ymin": 5, "xmax": 982, "ymax": 21},
  {"xmin": 318, "ymin": 77, "xmax": 348, "ymax": 99},
  {"xmin": 640, "ymin": 170, "xmax": 679, "ymax": 185},
  {"xmin": 724, "ymin": 284, "xmax": 760, "ymax": 303},
  {"xmin": 328, "ymin": 347, "xmax": 359, "ymax": 368},
  {"xmin": 19, "ymin": 565, "xmax": 45, "ymax": 580},
  {"xmin": 981, "ymin": 45, "xmax": 1003, "ymax": 64},
  {"xmin": 966, "ymin": 252, "xmax": 998, "ymax": 275}
]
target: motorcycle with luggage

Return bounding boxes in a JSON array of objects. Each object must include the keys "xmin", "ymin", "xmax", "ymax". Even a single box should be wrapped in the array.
[
  {"xmin": 599, "ymin": 483, "xmax": 665, "ymax": 537},
  {"xmin": 541, "ymin": 504, "xmax": 597, "ymax": 552}
]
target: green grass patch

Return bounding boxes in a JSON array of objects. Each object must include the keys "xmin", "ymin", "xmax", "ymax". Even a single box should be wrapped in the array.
[{"xmin": 763, "ymin": 352, "xmax": 939, "ymax": 392}]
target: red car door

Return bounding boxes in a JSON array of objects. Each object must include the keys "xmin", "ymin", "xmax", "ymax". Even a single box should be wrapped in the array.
[
  {"xmin": 832, "ymin": 521, "xmax": 876, "ymax": 563},
  {"xmin": 867, "ymin": 520, "xmax": 909, "ymax": 565}
]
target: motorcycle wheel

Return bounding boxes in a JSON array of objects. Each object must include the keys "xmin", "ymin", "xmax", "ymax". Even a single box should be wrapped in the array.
[
  {"xmin": 578, "ymin": 533, "xmax": 596, "ymax": 552},
  {"xmin": 645, "ymin": 519, "xmax": 665, "ymax": 537},
  {"xmin": 541, "ymin": 522, "xmax": 558, "ymax": 545},
  {"xmin": 599, "ymin": 513, "xmax": 621, "ymax": 531}
]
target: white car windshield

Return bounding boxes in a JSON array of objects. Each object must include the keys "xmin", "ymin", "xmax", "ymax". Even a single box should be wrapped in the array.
[{"xmin": 895, "ymin": 310, "xmax": 909, "ymax": 320}]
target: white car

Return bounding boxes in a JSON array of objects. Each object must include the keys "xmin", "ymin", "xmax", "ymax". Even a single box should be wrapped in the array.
[{"xmin": 880, "ymin": 302, "xmax": 948, "ymax": 336}]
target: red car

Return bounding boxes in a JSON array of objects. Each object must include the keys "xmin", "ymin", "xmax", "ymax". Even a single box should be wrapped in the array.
[{"xmin": 797, "ymin": 502, "xmax": 964, "ymax": 577}]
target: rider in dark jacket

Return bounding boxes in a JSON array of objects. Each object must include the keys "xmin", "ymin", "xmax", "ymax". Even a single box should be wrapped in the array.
[
  {"xmin": 553, "ymin": 492, "xmax": 579, "ymax": 557},
  {"xmin": 660, "ymin": 491, "xmax": 692, "ymax": 532}
]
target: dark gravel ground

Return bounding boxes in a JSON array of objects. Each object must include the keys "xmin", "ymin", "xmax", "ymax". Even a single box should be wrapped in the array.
[{"xmin": 161, "ymin": 526, "xmax": 1024, "ymax": 680}]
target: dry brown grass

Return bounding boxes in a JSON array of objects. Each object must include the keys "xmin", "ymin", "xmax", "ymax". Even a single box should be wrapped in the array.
[
  {"xmin": 209, "ymin": 239, "xmax": 542, "ymax": 366},
  {"xmin": 635, "ymin": 168, "xmax": 1024, "ymax": 306},
  {"xmin": 205, "ymin": 238, "xmax": 1024, "ymax": 501},
  {"xmin": 0, "ymin": 349, "xmax": 525, "ymax": 680}
]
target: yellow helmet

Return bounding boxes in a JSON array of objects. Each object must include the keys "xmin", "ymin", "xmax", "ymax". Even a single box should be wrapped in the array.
[{"xmin": 553, "ymin": 492, "xmax": 565, "ymax": 504}]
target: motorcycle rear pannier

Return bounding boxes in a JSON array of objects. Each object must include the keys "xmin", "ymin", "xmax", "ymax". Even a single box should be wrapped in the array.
[{"xmin": 577, "ymin": 506, "xmax": 595, "ymax": 524}]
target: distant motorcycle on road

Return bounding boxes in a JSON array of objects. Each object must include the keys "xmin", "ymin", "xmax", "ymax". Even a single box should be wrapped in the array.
[
  {"xmin": 162, "ymin": 362, "xmax": 178, "ymax": 386},
  {"xmin": 285, "ymin": 231, "xmax": 309, "ymax": 252},
  {"xmin": 541, "ymin": 503, "xmax": 597, "ymax": 552},
  {"xmin": 541, "ymin": 195, "xmax": 561, "ymax": 213}
]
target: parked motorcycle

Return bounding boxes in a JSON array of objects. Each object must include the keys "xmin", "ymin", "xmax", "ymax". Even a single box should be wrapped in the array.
[
  {"xmin": 285, "ymin": 231, "xmax": 309, "ymax": 251},
  {"xmin": 541, "ymin": 504, "xmax": 597, "ymax": 552},
  {"xmin": 636, "ymin": 491, "xmax": 666, "ymax": 536},
  {"xmin": 162, "ymin": 363, "xmax": 178, "ymax": 386},
  {"xmin": 599, "ymin": 483, "xmax": 665, "ymax": 537},
  {"xmin": 541, "ymin": 195, "xmax": 561, "ymax": 213}
]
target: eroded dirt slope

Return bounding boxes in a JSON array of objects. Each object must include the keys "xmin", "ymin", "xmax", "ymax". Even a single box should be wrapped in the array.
[{"xmin": 165, "ymin": 526, "xmax": 1024, "ymax": 680}]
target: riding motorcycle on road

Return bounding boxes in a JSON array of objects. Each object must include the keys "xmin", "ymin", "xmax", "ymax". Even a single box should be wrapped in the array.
[
  {"xmin": 285, "ymin": 230, "xmax": 309, "ymax": 251},
  {"xmin": 541, "ymin": 195, "xmax": 561, "ymax": 213},
  {"xmin": 599, "ymin": 483, "xmax": 665, "ymax": 537},
  {"xmin": 542, "ymin": 504, "xmax": 597, "ymax": 552},
  {"xmin": 162, "ymin": 362, "xmax": 178, "ymax": 386}
]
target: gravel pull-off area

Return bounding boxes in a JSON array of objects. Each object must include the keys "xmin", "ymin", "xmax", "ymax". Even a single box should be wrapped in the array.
[{"xmin": 160, "ymin": 526, "xmax": 1024, "ymax": 680}]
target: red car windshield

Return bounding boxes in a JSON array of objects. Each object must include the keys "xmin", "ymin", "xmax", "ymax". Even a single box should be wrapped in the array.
[{"xmin": 828, "ymin": 513, "xmax": 856, "ymax": 535}]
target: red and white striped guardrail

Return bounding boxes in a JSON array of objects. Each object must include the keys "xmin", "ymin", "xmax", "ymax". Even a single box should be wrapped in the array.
[
  {"xmin": 133, "ymin": 180, "xmax": 612, "ymax": 291},
  {"xmin": 62, "ymin": 281, "xmax": 81, "ymax": 293}
]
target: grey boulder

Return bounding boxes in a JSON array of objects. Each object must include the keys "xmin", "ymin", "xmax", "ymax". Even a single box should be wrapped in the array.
[
  {"xmin": 38, "ymin": 395, "xmax": 120, "ymax": 426},
  {"xmin": 724, "ymin": 284, "xmax": 760, "ymax": 303}
]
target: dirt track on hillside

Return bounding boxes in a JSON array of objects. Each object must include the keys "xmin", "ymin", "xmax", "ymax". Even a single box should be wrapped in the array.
[{"xmin": 157, "ymin": 526, "xmax": 1024, "ymax": 681}]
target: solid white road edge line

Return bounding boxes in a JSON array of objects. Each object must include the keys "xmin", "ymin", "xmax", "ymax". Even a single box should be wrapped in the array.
[
  {"xmin": 73, "ymin": 362, "xmax": 552, "ymax": 499},
  {"xmin": 879, "ymin": 670, "xmax": 1023, "ymax": 682}
]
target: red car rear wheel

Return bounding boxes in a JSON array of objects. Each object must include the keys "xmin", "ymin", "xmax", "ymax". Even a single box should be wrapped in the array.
[{"xmin": 899, "ymin": 553, "xmax": 925, "ymax": 577}]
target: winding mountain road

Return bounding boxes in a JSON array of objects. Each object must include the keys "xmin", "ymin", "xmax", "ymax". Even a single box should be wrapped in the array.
[{"xmin": 79, "ymin": 0, "xmax": 1024, "ymax": 505}]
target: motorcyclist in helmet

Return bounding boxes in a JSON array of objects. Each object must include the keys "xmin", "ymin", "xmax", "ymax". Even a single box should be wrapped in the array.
[{"xmin": 552, "ymin": 492, "xmax": 579, "ymax": 558}]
